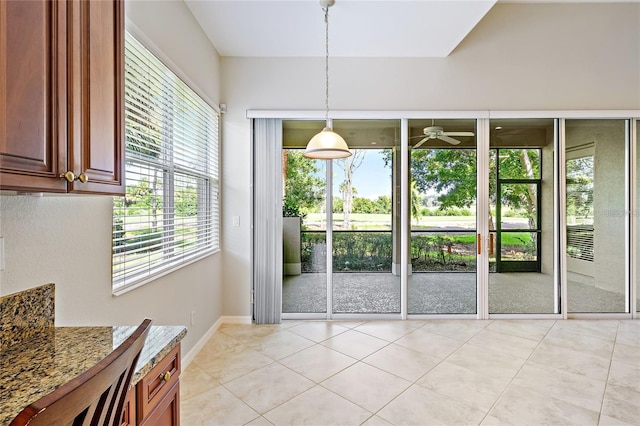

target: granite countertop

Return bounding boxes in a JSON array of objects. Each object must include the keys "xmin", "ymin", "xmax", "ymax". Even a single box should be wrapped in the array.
[{"xmin": 0, "ymin": 325, "xmax": 187, "ymax": 425}]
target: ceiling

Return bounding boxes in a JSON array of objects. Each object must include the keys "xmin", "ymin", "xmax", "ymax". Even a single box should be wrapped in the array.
[{"xmin": 184, "ymin": 0, "xmax": 497, "ymax": 58}]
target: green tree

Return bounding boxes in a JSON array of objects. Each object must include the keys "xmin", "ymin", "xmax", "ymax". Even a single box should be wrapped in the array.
[
  {"xmin": 332, "ymin": 197, "xmax": 344, "ymax": 213},
  {"xmin": 566, "ymin": 156, "xmax": 594, "ymax": 221},
  {"xmin": 410, "ymin": 180, "xmax": 423, "ymax": 222},
  {"xmin": 352, "ymin": 197, "xmax": 375, "ymax": 214},
  {"xmin": 383, "ymin": 148, "xmax": 540, "ymax": 229},
  {"xmin": 283, "ymin": 150, "xmax": 325, "ymax": 216},
  {"xmin": 124, "ymin": 177, "xmax": 155, "ymax": 214},
  {"xmin": 176, "ymin": 185, "xmax": 197, "ymax": 216},
  {"xmin": 409, "ymin": 149, "xmax": 477, "ymax": 210},
  {"xmin": 374, "ymin": 195, "xmax": 392, "ymax": 214},
  {"xmin": 493, "ymin": 149, "xmax": 540, "ymax": 228}
]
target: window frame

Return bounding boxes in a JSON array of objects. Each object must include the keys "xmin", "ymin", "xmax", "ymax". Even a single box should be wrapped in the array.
[{"xmin": 112, "ymin": 31, "xmax": 220, "ymax": 295}]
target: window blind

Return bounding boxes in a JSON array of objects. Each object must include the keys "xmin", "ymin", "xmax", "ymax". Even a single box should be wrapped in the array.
[
  {"xmin": 566, "ymin": 156, "xmax": 594, "ymax": 263},
  {"xmin": 113, "ymin": 33, "xmax": 219, "ymax": 293},
  {"xmin": 253, "ymin": 118, "xmax": 283, "ymax": 324}
]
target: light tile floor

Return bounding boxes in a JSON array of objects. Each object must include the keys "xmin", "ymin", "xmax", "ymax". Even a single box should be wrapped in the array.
[{"xmin": 181, "ymin": 320, "xmax": 640, "ymax": 426}]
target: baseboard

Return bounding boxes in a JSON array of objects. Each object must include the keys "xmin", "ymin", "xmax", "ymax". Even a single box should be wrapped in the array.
[
  {"xmin": 221, "ymin": 315, "xmax": 252, "ymax": 324},
  {"xmin": 181, "ymin": 315, "xmax": 252, "ymax": 369}
]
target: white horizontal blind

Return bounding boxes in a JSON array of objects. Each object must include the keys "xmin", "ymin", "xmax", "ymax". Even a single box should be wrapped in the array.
[
  {"xmin": 566, "ymin": 155, "xmax": 594, "ymax": 263},
  {"xmin": 113, "ymin": 33, "xmax": 219, "ymax": 292}
]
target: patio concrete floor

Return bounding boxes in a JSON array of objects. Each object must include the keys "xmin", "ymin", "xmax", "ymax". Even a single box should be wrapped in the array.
[{"xmin": 283, "ymin": 272, "xmax": 632, "ymax": 315}]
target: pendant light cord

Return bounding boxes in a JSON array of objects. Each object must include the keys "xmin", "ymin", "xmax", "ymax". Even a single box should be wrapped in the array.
[{"xmin": 324, "ymin": 5, "xmax": 330, "ymax": 125}]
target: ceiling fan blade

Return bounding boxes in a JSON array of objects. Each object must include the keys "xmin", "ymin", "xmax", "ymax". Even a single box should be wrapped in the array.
[
  {"xmin": 413, "ymin": 136, "xmax": 430, "ymax": 149},
  {"xmin": 438, "ymin": 134, "xmax": 461, "ymax": 145},
  {"xmin": 444, "ymin": 131, "xmax": 474, "ymax": 137}
]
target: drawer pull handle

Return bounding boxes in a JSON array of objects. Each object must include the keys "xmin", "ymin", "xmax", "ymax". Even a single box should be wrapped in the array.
[
  {"xmin": 59, "ymin": 171, "xmax": 89, "ymax": 183},
  {"xmin": 60, "ymin": 171, "xmax": 76, "ymax": 182},
  {"xmin": 161, "ymin": 371, "xmax": 171, "ymax": 382}
]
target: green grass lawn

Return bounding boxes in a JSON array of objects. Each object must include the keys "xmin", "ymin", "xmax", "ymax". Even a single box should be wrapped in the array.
[
  {"xmin": 304, "ymin": 213, "xmax": 530, "ymax": 234},
  {"xmin": 305, "ymin": 213, "xmax": 480, "ymax": 228},
  {"xmin": 303, "ymin": 213, "xmax": 534, "ymax": 252},
  {"xmin": 300, "ymin": 214, "xmax": 536, "ymax": 272}
]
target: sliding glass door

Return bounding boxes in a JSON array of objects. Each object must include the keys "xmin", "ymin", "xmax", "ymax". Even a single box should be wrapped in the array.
[
  {"xmin": 330, "ymin": 121, "xmax": 401, "ymax": 314},
  {"xmin": 282, "ymin": 120, "xmax": 401, "ymax": 316},
  {"xmin": 269, "ymin": 114, "xmax": 638, "ymax": 320},
  {"xmin": 488, "ymin": 119, "xmax": 557, "ymax": 314},
  {"xmin": 282, "ymin": 142, "xmax": 327, "ymax": 314},
  {"xmin": 407, "ymin": 119, "xmax": 478, "ymax": 315},
  {"xmin": 636, "ymin": 119, "xmax": 639, "ymax": 315},
  {"xmin": 565, "ymin": 119, "xmax": 627, "ymax": 313}
]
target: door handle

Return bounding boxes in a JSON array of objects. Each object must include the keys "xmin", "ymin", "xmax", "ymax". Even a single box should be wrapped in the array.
[{"xmin": 477, "ymin": 233, "xmax": 482, "ymax": 255}]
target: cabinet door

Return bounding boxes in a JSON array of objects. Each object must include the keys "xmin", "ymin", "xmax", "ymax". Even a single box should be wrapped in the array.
[
  {"xmin": 140, "ymin": 382, "xmax": 180, "ymax": 426},
  {"xmin": 120, "ymin": 387, "xmax": 137, "ymax": 426},
  {"xmin": 0, "ymin": 0, "xmax": 67, "ymax": 192},
  {"xmin": 68, "ymin": 0, "xmax": 124, "ymax": 194}
]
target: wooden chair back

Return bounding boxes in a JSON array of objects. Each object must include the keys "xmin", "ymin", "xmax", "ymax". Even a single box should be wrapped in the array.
[{"xmin": 10, "ymin": 318, "xmax": 152, "ymax": 426}]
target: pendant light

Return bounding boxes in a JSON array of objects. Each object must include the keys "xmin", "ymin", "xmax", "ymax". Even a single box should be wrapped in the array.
[{"xmin": 303, "ymin": 0, "xmax": 351, "ymax": 159}]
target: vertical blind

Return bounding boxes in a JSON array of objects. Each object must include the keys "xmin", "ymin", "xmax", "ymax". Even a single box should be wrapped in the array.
[
  {"xmin": 112, "ymin": 33, "xmax": 219, "ymax": 293},
  {"xmin": 253, "ymin": 118, "xmax": 283, "ymax": 323}
]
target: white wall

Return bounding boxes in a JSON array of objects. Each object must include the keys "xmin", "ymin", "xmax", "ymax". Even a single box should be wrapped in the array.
[
  {"xmin": 220, "ymin": 2, "xmax": 640, "ymax": 316},
  {"xmin": 591, "ymin": 122, "xmax": 626, "ymax": 294},
  {"xmin": 126, "ymin": 0, "xmax": 220, "ymax": 106},
  {"xmin": 0, "ymin": 0, "xmax": 222, "ymax": 355}
]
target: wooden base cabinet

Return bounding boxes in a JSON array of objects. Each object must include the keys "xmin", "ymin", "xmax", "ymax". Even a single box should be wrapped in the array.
[
  {"xmin": 120, "ymin": 388, "xmax": 136, "ymax": 426},
  {"xmin": 137, "ymin": 344, "xmax": 181, "ymax": 426},
  {"xmin": 139, "ymin": 382, "xmax": 180, "ymax": 426},
  {"xmin": 0, "ymin": 0, "xmax": 124, "ymax": 195}
]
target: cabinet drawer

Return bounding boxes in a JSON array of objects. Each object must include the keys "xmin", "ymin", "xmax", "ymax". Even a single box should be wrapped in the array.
[
  {"xmin": 137, "ymin": 344, "xmax": 180, "ymax": 419},
  {"xmin": 140, "ymin": 381, "xmax": 180, "ymax": 426}
]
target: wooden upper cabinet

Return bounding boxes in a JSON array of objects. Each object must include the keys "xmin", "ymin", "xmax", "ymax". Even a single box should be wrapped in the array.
[
  {"xmin": 68, "ymin": 0, "xmax": 124, "ymax": 194},
  {"xmin": 0, "ymin": 0, "xmax": 124, "ymax": 195},
  {"xmin": 0, "ymin": 0, "xmax": 67, "ymax": 192}
]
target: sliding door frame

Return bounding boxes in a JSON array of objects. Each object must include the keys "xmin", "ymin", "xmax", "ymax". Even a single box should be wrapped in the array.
[
  {"xmin": 251, "ymin": 109, "xmax": 640, "ymax": 322},
  {"xmin": 557, "ymin": 119, "xmax": 567, "ymax": 318},
  {"xmin": 400, "ymin": 119, "xmax": 409, "ymax": 319},
  {"xmin": 632, "ymin": 118, "xmax": 638, "ymax": 318},
  {"xmin": 562, "ymin": 117, "xmax": 634, "ymax": 319},
  {"xmin": 484, "ymin": 113, "xmax": 561, "ymax": 319}
]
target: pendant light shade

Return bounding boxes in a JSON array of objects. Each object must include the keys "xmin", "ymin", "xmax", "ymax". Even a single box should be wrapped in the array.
[
  {"xmin": 304, "ymin": 126, "xmax": 351, "ymax": 159},
  {"xmin": 303, "ymin": 0, "xmax": 351, "ymax": 159}
]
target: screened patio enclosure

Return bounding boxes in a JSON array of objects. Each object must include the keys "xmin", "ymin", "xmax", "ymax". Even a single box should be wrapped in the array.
[{"xmin": 251, "ymin": 113, "xmax": 639, "ymax": 322}]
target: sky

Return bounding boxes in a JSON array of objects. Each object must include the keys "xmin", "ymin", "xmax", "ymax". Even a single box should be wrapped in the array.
[
  {"xmin": 331, "ymin": 150, "xmax": 392, "ymax": 200},
  {"xmin": 310, "ymin": 149, "xmax": 443, "ymax": 201}
]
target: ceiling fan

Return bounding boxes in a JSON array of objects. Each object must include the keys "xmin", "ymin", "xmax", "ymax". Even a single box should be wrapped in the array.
[{"xmin": 412, "ymin": 121, "xmax": 474, "ymax": 148}]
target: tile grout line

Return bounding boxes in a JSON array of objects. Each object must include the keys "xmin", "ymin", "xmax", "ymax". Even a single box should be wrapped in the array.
[
  {"xmin": 238, "ymin": 322, "xmax": 380, "ymax": 423},
  {"xmin": 311, "ymin": 321, "xmax": 409, "ymax": 421},
  {"xmin": 363, "ymin": 321, "xmax": 492, "ymax": 425},
  {"xmin": 184, "ymin": 319, "xmax": 631, "ymax": 426},
  {"xmin": 596, "ymin": 320, "xmax": 620, "ymax": 425},
  {"xmin": 290, "ymin": 321, "xmax": 424, "ymax": 424},
  {"xmin": 474, "ymin": 319, "xmax": 558, "ymax": 425}
]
